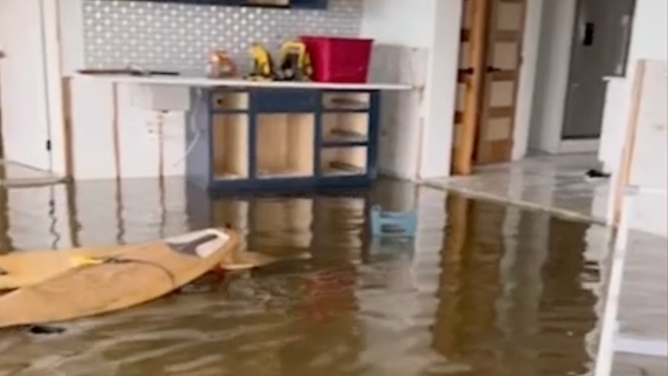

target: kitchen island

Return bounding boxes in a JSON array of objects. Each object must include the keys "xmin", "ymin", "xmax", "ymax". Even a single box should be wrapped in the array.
[{"xmin": 71, "ymin": 74, "xmax": 412, "ymax": 191}]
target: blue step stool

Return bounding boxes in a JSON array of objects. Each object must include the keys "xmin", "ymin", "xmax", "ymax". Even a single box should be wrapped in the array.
[{"xmin": 370, "ymin": 205, "xmax": 417, "ymax": 238}]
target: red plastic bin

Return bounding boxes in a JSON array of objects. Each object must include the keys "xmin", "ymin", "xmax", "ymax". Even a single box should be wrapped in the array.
[{"xmin": 300, "ymin": 35, "xmax": 373, "ymax": 83}]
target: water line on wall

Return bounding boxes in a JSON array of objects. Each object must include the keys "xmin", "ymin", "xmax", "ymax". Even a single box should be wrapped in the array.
[
  {"xmin": 172, "ymin": 88, "xmax": 204, "ymax": 167},
  {"xmin": 156, "ymin": 110, "xmax": 166, "ymax": 179}
]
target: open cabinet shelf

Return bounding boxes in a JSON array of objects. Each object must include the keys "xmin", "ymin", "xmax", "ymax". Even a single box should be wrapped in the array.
[
  {"xmin": 322, "ymin": 91, "xmax": 370, "ymax": 111},
  {"xmin": 212, "ymin": 114, "xmax": 249, "ymax": 180},
  {"xmin": 256, "ymin": 114, "xmax": 315, "ymax": 179},
  {"xmin": 321, "ymin": 146, "xmax": 368, "ymax": 176},
  {"xmin": 322, "ymin": 112, "xmax": 369, "ymax": 145},
  {"xmin": 187, "ymin": 87, "xmax": 379, "ymax": 191}
]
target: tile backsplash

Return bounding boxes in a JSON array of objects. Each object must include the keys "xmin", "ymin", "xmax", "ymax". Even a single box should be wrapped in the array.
[{"xmin": 82, "ymin": 0, "xmax": 363, "ymax": 72}]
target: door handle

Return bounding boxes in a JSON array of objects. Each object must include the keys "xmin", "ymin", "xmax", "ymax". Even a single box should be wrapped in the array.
[
  {"xmin": 458, "ymin": 67, "xmax": 474, "ymax": 75},
  {"xmin": 486, "ymin": 66, "xmax": 502, "ymax": 73}
]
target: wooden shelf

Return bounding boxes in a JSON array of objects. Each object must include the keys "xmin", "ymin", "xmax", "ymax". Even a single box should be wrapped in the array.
[
  {"xmin": 321, "ymin": 146, "xmax": 367, "ymax": 176},
  {"xmin": 212, "ymin": 114, "xmax": 249, "ymax": 180},
  {"xmin": 256, "ymin": 114, "xmax": 315, "ymax": 179},
  {"xmin": 322, "ymin": 92, "xmax": 370, "ymax": 110},
  {"xmin": 186, "ymin": 87, "xmax": 379, "ymax": 191},
  {"xmin": 322, "ymin": 112, "xmax": 369, "ymax": 144}
]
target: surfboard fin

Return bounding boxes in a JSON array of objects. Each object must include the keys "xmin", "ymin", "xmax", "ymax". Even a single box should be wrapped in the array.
[{"xmin": 166, "ymin": 233, "xmax": 219, "ymax": 257}]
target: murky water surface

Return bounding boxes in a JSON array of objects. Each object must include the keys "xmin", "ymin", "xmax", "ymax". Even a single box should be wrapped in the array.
[{"xmin": 0, "ymin": 178, "xmax": 608, "ymax": 375}]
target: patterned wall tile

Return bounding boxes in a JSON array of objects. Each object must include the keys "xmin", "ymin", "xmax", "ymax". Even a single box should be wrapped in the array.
[{"xmin": 82, "ymin": 0, "xmax": 363, "ymax": 72}]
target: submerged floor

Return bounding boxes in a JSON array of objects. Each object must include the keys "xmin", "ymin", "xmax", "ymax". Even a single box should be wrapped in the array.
[
  {"xmin": 0, "ymin": 177, "xmax": 621, "ymax": 375},
  {"xmin": 424, "ymin": 153, "xmax": 609, "ymax": 224},
  {"xmin": 425, "ymin": 153, "xmax": 668, "ymax": 375}
]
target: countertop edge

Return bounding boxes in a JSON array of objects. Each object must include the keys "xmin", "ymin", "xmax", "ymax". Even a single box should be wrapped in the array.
[{"xmin": 70, "ymin": 74, "xmax": 415, "ymax": 91}]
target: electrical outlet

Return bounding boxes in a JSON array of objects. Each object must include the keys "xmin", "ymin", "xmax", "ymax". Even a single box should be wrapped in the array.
[
  {"xmin": 132, "ymin": 85, "xmax": 191, "ymax": 112},
  {"xmin": 144, "ymin": 111, "xmax": 187, "ymax": 141}
]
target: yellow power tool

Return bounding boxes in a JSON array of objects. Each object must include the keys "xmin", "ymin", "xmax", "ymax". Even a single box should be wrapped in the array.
[
  {"xmin": 277, "ymin": 41, "xmax": 313, "ymax": 81},
  {"xmin": 246, "ymin": 42, "xmax": 275, "ymax": 81}
]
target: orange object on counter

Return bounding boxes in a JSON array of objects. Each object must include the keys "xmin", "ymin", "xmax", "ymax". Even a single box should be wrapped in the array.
[{"xmin": 207, "ymin": 50, "xmax": 237, "ymax": 78}]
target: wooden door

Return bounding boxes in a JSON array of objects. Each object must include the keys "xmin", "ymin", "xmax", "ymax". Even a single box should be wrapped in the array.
[
  {"xmin": 452, "ymin": 0, "xmax": 491, "ymax": 175},
  {"xmin": 475, "ymin": 0, "xmax": 527, "ymax": 164}
]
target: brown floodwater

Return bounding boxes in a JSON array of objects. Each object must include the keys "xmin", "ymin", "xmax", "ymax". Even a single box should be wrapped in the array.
[{"xmin": 0, "ymin": 178, "xmax": 607, "ymax": 376}]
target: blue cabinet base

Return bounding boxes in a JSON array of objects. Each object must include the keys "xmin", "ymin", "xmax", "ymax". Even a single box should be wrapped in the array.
[{"xmin": 185, "ymin": 87, "xmax": 380, "ymax": 192}]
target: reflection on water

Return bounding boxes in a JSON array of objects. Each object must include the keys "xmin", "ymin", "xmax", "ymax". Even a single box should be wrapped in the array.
[{"xmin": 0, "ymin": 178, "xmax": 607, "ymax": 375}]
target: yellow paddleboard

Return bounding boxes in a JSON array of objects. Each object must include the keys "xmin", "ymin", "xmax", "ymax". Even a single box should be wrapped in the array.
[
  {"xmin": 0, "ymin": 236, "xmax": 284, "ymax": 291},
  {"xmin": 1, "ymin": 245, "xmax": 118, "ymax": 291},
  {"xmin": 0, "ymin": 228, "xmax": 238, "ymax": 328}
]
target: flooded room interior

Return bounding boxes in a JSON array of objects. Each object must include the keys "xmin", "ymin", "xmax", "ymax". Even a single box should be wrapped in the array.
[{"xmin": 0, "ymin": 0, "xmax": 665, "ymax": 375}]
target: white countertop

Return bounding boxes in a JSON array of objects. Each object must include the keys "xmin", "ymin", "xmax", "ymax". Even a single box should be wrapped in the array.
[{"xmin": 74, "ymin": 73, "xmax": 414, "ymax": 91}]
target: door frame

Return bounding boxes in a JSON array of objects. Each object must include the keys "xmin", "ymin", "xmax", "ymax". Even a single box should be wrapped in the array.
[
  {"xmin": 41, "ymin": 0, "xmax": 68, "ymax": 177},
  {"xmin": 452, "ymin": 0, "xmax": 529, "ymax": 175},
  {"xmin": 558, "ymin": 0, "xmax": 636, "ymax": 154},
  {"xmin": 475, "ymin": 0, "xmax": 528, "ymax": 165},
  {"xmin": 453, "ymin": 0, "xmax": 491, "ymax": 176}
]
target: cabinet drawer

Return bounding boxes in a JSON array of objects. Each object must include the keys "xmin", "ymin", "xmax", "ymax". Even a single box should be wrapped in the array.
[
  {"xmin": 322, "ymin": 91, "xmax": 370, "ymax": 110},
  {"xmin": 251, "ymin": 90, "xmax": 318, "ymax": 112},
  {"xmin": 211, "ymin": 91, "xmax": 249, "ymax": 111}
]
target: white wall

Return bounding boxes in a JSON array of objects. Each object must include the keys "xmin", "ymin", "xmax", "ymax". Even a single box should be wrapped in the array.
[
  {"xmin": 625, "ymin": 92, "xmax": 667, "ymax": 236},
  {"xmin": 43, "ymin": 0, "xmax": 68, "ymax": 175},
  {"xmin": 360, "ymin": 0, "xmax": 436, "ymax": 180},
  {"xmin": 511, "ymin": 0, "xmax": 544, "ymax": 160},
  {"xmin": 419, "ymin": 0, "xmax": 462, "ymax": 179},
  {"xmin": 54, "ymin": 0, "xmax": 188, "ymax": 180},
  {"xmin": 607, "ymin": 60, "xmax": 667, "ymax": 235},
  {"xmin": 69, "ymin": 80, "xmax": 187, "ymax": 179},
  {"xmin": 57, "ymin": 0, "xmax": 85, "ymax": 76},
  {"xmin": 361, "ymin": 0, "xmax": 462, "ymax": 180},
  {"xmin": 360, "ymin": 0, "xmax": 436, "ymax": 49},
  {"xmin": 626, "ymin": 0, "xmax": 668, "ymax": 63},
  {"xmin": 527, "ymin": 0, "xmax": 577, "ymax": 154},
  {"xmin": 601, "ymin": 0, "xmax": 667, "ymax": 233},
  {"xmin": 599, "ymin": 0, "xmax": 668, "ymax": 173},
  {"xmin": 54, "ymin": 0, "xmax": 465, "ymax": 181},
  {"xmin": 598, "ymin": 77, "xmax": 628, "ymax": 173}
]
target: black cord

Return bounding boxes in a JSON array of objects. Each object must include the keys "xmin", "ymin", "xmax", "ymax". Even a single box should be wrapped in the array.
[{"xmin": 92, "ymin": 256, "xmax": 177, "ymax": 286}]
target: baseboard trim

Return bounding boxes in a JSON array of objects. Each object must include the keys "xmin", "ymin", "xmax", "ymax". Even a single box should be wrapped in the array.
[
  {"xmin": 378, "ymin": 167, "xmax": 415, "ymax": 182},
  {"xmin": 559, "ymin": 139, "xmax": 600, "ymax": 154}
]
